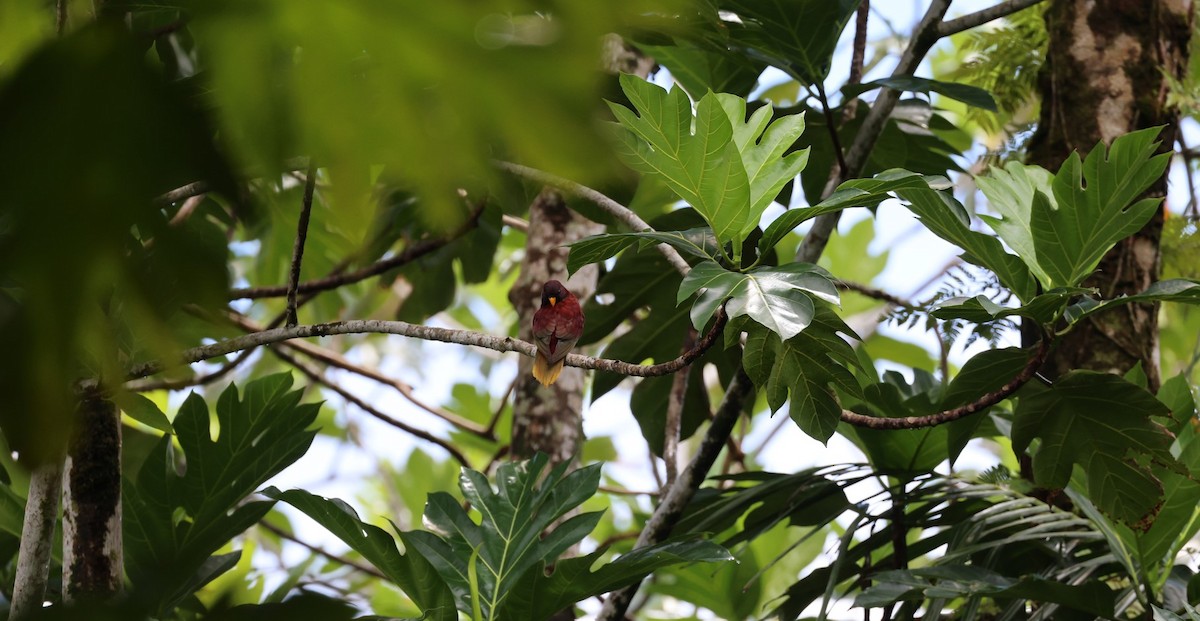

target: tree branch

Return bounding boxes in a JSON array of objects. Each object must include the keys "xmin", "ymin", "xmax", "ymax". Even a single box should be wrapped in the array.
[
  {"xmin": 841, "ymin": 0, "xmax": 871, "ymax": 124},
  {"xmin": 285, "ymin": 162, "xmax": 318, "ymax": 327},
  {"xmin": 597, "ymin": 370, "xmax": 755, "ymax": 620},
  {"xmin": 662, "ymin": 330, "xmax": 697, "ymax": 488},
  {"xmin": 270, "ymin": 348, "xmax": 471, "ymax": 467},
  {"xmin": 128, "ymin": 308, "xmax": 728, "ymax": 382},
  {"xmin": 224, "ymin": 312, "xmax": 492, "ymax": 437},
  {"xmin": 258, "ymin": 520, "xmax": 387, "ymax": 580},
  {"xmin": 936, "ymin": 0, "xmax": 1046, "ymax": 38},
  {"xmin": 229, "ymin": 200, "xmax": 486, "ymax": 300},
  {"xmin": 839, "ymin": 335, "xmax": 1050, "ymax": 429},
  {"xmin": 834, "ymin": 279, "xmax": 914, "ymax": 308},
  {"xmin": 493, "ymin": 160, "xmax": 692, "ymax": 276},
  {"xmin": 796, "ymin": 0, "xmax": 953, "ymax": 264}
]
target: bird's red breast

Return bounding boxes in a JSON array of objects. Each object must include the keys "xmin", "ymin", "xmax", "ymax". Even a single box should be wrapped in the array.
[{"xmin": 531, "ymin": 280, "xmax": 584, "ymax": 385}]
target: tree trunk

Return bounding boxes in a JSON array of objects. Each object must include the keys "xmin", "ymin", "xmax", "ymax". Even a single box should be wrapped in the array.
[
  {"xmin": 11, "ymin": 459, "xmax": 64, "ymax": 619},
  {"xmin": 508, "ymin": 189, "xmax": 603, "ymax": 466},
  {"xmin": 1026, "ymin": 0, "xmax": 1192, "ymax": 391},
  {"xmin": 61, "ymin": 390, "xmax": 122, "ymax": 603}
]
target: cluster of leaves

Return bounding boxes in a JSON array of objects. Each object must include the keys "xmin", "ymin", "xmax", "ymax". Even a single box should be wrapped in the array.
[{"xmin": 273, "ymin": 453, "xmax": 730, "ymax": 621}]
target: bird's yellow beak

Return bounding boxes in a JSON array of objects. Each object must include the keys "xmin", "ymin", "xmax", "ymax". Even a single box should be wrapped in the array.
[{"xmin": 549, "ymin": 296, "xmax": 557, "ymax": 306}]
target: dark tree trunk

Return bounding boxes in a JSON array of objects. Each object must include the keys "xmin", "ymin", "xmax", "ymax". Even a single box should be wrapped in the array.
[
  {"xmin": 61, "ymin": 390, "xmax": 122, "ymax": 602},
  {"xmin": 1026, "ymin": 0, "xmax": 1192, "ymax": 391}
]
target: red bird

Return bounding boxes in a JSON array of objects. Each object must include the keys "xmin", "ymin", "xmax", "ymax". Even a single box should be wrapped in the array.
[{"xmin": 531, "ymin": 280, "xmax": 584, "ymax": 386}]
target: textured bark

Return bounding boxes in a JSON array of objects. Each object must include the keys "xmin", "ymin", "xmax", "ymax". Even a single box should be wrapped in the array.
[
  {"xmin": 1027, "ymin": 0, "xmax": 1192, "ymax": 390},
  {"xmin": 508, "ymin": 189, "xmax": 603, "ymax": 466},
  {"xmin": 11, "ymin": 459, "xmax": 64, "ymax": 620},
  {"xmin": 61, "ymin": 390, "xmax": 122, "ymax": 603}
]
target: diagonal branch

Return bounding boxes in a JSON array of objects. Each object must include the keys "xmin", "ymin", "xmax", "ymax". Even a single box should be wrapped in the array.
[
  {"xmin": 597, "ymin": 370, "xmax": 756, "ymax": 620},
  {"xmin": 225, "ymin": 312, "xmax": 492, "ymax": 437},
  {"xmin": 796, "ymin": 0, "xmax": 953, "ymax": 264},
  {"xmin": 937, "ymin": 0, "xmax": 1046, "ymax": 38},
  {"xmin": 285, "ymin": 162, "xmax": 319, "ymax": 327},
  {"xmin": 258, "ymin": 520, "xmax": 387, "ymax": 580},
  {"xmin": 839, "ymin": 335, "xmax": 1051, "ymax": 429},
  {"xmin": 127, "ymin": 308, "xmax": 729, "ymax": 382},
  {"xmin": 271, "ymin": 348, "xmax": 470, "ymax": 467},
  {"xmin": 229, "ymin": 201, "xmax": 486, "ymax": 300},
  {"xmin": 493, "ymin": 160, "xmax": 692, "ymax": 276}
]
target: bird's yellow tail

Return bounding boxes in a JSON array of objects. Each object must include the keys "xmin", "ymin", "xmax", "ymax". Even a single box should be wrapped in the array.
[{"xmin": 532, "ymin": 352, "xmax": 565, "ymax": 386}]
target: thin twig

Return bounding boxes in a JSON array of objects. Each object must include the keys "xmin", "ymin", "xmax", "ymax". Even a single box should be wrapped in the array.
[
  {"xmin": 501, "ymin": 214, "xmax": 529, "ymax": 232},
  {"xmin": 839, "ymin": 335, "xmax": 1051, "ymax": 429},
  {"xmin": 258, "ymin": 520, "xmax": 387, "ymax": 580},
  {"xmin": 597, "ymin": 371, "xmax": 755, "ymax": 620},
  {"xmin": 229, "ymin": 201, "xmax": 486, "ymax": 300},
  {"xmin": 126, "ymin": 346, "xmax": 258, "ymax": 393},
  {"xmin": 224, "ymin": 313, "xmax": 491, "ymax": 437},
  {"xmin": 796, "ymin": 0, "xmax": 953, "ymax": 264},
  {"xmin": 835, "ymin": 279, "xmax": 914, "ymax": 308},
  {"xmin": 285, "ymin": 162, "xmax": 319, "ymax": 327},
  {"xmin": 814, "ymin": 80, "xmax": 850, "ymax": 178},
  {"xmin": 493, "ymin": 161, "xmax": 692, "ymax": 276},
  {"xmin": 128, "ymin": 308, "xmax": 729, "ymax": 382},
  {"xmin": 841, "ymin": 0, "xmax": 871, "ymax": 124},
  {"xmin": 599, "ymin": 485, "xmax": 660, "ymax": 497},
  {"xmin": 271, "ymin": 348, "xmax": 470, "ymax": 467},
  {"xmin": 936, "ymin": 0, "xmax": 1047, "ymax": 38},
  {"xmin": 662, "ymin": 330, "xmax": 697, "ymax": 488}
]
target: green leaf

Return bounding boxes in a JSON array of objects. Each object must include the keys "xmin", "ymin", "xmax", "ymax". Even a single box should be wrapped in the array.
[
  {"xmin": 678, "ymin": 260, "xmax": 838, "ymax": 340},
  {"xmin": 1065, "ymin": 278, "xmax": 1200, "ymax": 324},
  {"xmin": 758, "ymin": 168, "xmax": 937, "ymax": 254},
  {"xmin": 113, "ymin": 391, "xmax": 174, "ymax": 434},
  {"xmin": 124, "ymin": 374, "xmax": 320, "ymax": 616},
  {"xmin": 715, "ymin": 94, "xmax": 809, "ymax": 239},
  {"xmin": 609, "ymin": 76, "xmax": 749, "ymax": 250},
  {"xmin": 634, "ymin": 39, "xmax": 764, "ymax": 99},
  {"xmin": 712, "ymin": 0, "xmax": 860, "ymax": 85},
  {"xmin": 743, "ymin": 316, "xmax": 862, "ymax": 443},
  {"xmin": 979, "ymin": 128, "xmax": 1170, "ymax": 289},
  {"xmin": 267, "ymin": 488, "xmax": 457, "ymax": 620},
  {"xmin": 403, "ymin": 455, "xmax": 606, "ymax": 620},
  {"xmin": 567, "ymin": 228, "xmax": 718, "ymax": 275},
  {"xmin": 843, "ymin": 75, "xmax": 998, "ymax": 111},
  {"xmin": 856, "ymin": 567, "xmax": 1113, "ymax": 617},
  {"xmin": 929, "ymin": 287, "xmax": 1091, "ymax": 324},
  {"xmin": 497, "ymin": 540, "xmax": 733, "ymax": 620},
  {"xmin": 609, "ymin": 77, "xmax": 808, "ymax": 257},
  {"xmin": 896, "ymin": 187, "xmax": 1039, "ymax": 302},
  {"xmin": 1012, "ymin": 372, "xmax": 1180, "ymax": 528}
]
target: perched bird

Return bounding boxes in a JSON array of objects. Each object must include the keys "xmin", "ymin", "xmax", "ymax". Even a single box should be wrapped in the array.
[{"xmin": 531, "ymin": 279, "xmax": 584, "ymax": 386}]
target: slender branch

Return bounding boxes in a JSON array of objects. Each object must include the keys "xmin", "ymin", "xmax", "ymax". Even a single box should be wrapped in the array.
[
  {"xmin": 157, "ymin": 181, "xmax": 209, "ymax": 206},
  {"xmin": 597, "ymin": 370, "xmax": 755, "ymax": 620},
  {"xmin": 501, "ymin": 214, "xmax": 529, "ymax": 232},
  {"xmin": 839, "ymin": 335, "xmax": 1051, "ymax": 429},
  {"xmin": 599, "ymin": 485, "xmax": 659, "ymax": 497},
  {"xmin": 835, "ymin": 279, "xmax": 914, "ymax": 308},
  {"xmin": 55, "ymin": 0, "xmax": 67, "ymax": 35},
  {"xmin": 128, "ymin": 308, "xmax": 728, "ymax": 382},
  {"xmin": 841, "ymin": 0, "xmax": 871, "ymax": 124},
  {"xmin": 271, "ymin": 348, "xmax": 470, "ymax": 467},
  {"xmin": 493, "ymin": 161, "xmax": 692, "ymax": 276},
  {"xmin": 797, "ymin": 0, "xmax": 953, "ymax": 264},
  {"xmin": 663, "ymin": 330, "xmax": 697, "ymax": 488},
  {"xmin": 258, "ymin": 520, "xmax": 387, "ymax": 580},
  {"xmin": 229, "ymin": 201, "xmax": 486, "ymax": 300},
  {"xmin": 285, "ymin": 162, "xmax": 319, "ymax": 327},
  {"xmin": 936, "ymin": 0, "xmax": 1046, "ymax": 38},
  {"xmin": 126, "ymin": 346, "xmax": 257, "ymax": 393},
  {"xmin": 814, "ymin": 80, "xmax": 850, "ymax": 178}
]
